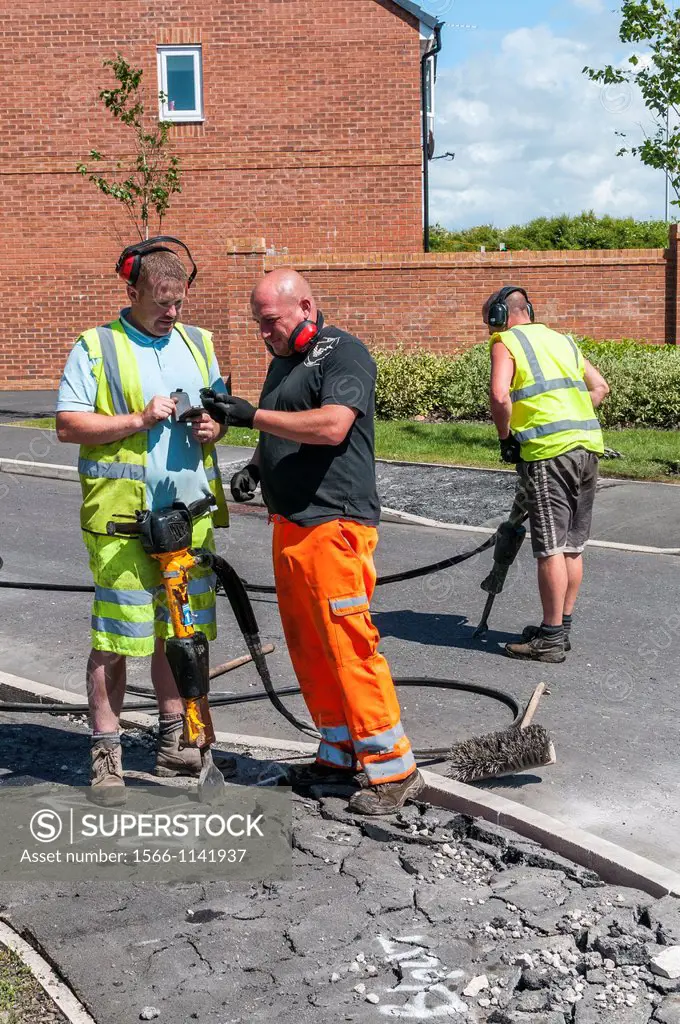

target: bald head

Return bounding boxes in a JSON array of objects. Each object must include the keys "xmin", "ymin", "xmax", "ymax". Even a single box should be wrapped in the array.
[
  {"xmin": 251, "ymin": 268, "xmax": 318, "ymax": 358},
  {"xmin": 251, "ymin": 268, "xmax": 314, "ymax": 309},
  {"xmin": 482, "ymin": 287, "xmax": 533, "ymax": 332}
]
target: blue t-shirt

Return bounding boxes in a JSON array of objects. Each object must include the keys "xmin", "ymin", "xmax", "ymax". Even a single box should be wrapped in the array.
[{"xmin": 57, "ymin": 310, "xmax": 227, "ymax": 510}]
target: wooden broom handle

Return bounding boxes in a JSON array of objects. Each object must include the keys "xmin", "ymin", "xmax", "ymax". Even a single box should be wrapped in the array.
[{"xmin": 520, "ymin": 682, "xmax": 546, "ymax": 730}]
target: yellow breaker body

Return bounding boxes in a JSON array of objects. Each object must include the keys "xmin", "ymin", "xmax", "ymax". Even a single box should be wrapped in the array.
[{"xmin": 154, "ymin": 547, "xmax": 216, "ymax": 750}]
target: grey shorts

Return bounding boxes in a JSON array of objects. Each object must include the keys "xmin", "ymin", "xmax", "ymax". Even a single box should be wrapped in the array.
[{"xmin": 515, "ymin": 449, "xmax": 599, "ymax": 559}]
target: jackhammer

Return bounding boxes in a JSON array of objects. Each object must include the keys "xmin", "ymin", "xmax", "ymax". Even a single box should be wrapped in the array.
[
  {"xmin": 473, "ymin": 500, "xmax": 528, "ymax": 638},
  {"xmin": 107, "ymin": 497, "xmax": 227, "ymax": 801}
]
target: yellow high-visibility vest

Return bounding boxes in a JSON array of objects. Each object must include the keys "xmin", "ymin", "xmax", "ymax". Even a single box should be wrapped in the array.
[
  {"xmin": 491, "ymin": 323, "xmax": 604, "ymax": 462},
  {"xmin": 77, "ymin": 319, "xmax": 229, "ymax": 535}
]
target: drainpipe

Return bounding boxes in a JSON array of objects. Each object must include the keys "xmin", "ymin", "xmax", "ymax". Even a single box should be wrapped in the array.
[{"xmin": 421, "ymin": 22, "xmax": 443, "ymax": 253}]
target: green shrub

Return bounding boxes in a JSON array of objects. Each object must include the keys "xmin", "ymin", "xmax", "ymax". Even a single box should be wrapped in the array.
[
  {"xmin": 430, "ymin": 212, "xmax": 670, "ymax": 252},
  {"xmin": 580, "ymin": 339, "xmax": 680, "ymax": 429},
  {"xmin": 374, "ymin": 340, "xmax": 680, "ymax": 430},
  {"xmin": 373, "ymin": 346, "xmax": 490, "ymax": 421}
]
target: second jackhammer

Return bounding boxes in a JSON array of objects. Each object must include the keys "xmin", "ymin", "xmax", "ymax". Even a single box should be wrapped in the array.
[{"xmin": 473, "ymin": 502, "xmax": 528, "ymax": 638}]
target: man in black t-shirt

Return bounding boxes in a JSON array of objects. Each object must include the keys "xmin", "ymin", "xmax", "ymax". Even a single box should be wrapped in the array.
[{"xmin": 201, "ymin": 269, "xmax": 422, "ymax": 815}]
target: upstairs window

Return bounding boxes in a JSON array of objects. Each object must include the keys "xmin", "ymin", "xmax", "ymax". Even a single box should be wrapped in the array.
[{"xmin": 157, "ymin": 46, "xmax": 203, "ymax": 122}]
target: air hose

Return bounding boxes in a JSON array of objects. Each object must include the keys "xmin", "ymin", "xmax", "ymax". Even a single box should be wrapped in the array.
[
  {"xmin": 0, "ymin": 536, "xmax": 523, "ymax": 763},
  {"xmin": 0, "ymin": 533, "xmax": 496, "ymax": 596}
]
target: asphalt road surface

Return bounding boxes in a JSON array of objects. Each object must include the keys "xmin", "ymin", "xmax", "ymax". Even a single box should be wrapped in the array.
[{"xmin": 0, "ymin": 475, "xmax": 679, "ymax": 871}]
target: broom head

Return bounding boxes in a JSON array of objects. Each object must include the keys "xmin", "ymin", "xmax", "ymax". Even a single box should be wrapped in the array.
[{"xmin": 448, "ymin": 723, "xmax": 556, "ymax": 784}]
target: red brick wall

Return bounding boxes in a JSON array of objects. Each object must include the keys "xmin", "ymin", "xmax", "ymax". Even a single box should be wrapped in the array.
[
  {"xmin": 277, "ymin": 247, "xmax": 671, "ymax": 353},
  {"xmin": 222, "ymin": 240, "xmax": 675, "ymax": 400},
  {"xmin": 0, "ymin": 0, "xmax": 424, "ymax": 387}
]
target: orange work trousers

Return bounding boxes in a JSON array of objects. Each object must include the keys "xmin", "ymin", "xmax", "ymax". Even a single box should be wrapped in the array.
[{"xmin": 272, "ymin": 517, "xmax": 416, "ymax": 785}]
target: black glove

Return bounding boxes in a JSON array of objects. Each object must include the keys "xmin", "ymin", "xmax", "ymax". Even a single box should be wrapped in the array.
[
  {"xmin": 499, "ymin": 433, "xmax": 521, "ymax": 464},
  {"xmin": 200, "ymin": 388, "xmax": 257, "ymax": 428},
  {"xmin": 230, "ymin": 464, "xmax": 260, "ymax": 503}
]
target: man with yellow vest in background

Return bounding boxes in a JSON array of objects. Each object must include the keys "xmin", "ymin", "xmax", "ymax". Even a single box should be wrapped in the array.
[
  {"xmin": 484, "ymin": 286, "xmax": 609, "ymax": 663},
  {"xmin": 56, "ymin": 238, "xmax": 229, "ymax": 804}
]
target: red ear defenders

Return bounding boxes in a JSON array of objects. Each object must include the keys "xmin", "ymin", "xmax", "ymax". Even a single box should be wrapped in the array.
[
  {"xmin": 287, "ymin": 311, "xmax": 325, "ymax": 354},
  {"xmin": 487, "ymin": 286, "xmax": 535, "ymax": 330},
  {"xmin": 115, "ymin": 236, "xmax": 198, "ymax": 289}
]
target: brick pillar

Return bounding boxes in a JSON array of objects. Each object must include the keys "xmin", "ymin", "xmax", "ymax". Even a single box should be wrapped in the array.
[
  {"xmin": 665, "ymin": 223, "xmax": 680, "ymax": 345},
  {"xmin": 225, "ymin": 239, "xmax": 268, "ymax": 401}
]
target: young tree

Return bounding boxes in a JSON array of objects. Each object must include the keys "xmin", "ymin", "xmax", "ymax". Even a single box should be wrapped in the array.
[
  {"xmin": 583, "ymin": 0, "xmax": 680, "ymax": 213},
  {"xmin": 77, "ymin": 54, "xmax": 181, "ymax": 239}
]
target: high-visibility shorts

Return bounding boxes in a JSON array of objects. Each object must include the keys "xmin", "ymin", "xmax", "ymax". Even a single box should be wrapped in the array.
[{"xmin": 82, "ymin": 514, "xmax": 217, "ymax": 657}]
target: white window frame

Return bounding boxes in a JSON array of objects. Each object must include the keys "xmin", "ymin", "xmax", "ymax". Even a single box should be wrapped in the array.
[{"xmin": 157, "ymin": 45, "xmax": 204, "ymax": 123}]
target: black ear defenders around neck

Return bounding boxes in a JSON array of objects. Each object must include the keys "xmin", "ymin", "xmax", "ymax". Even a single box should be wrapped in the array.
[
  {"xmin": 287, "ymin": 310, "xmax": 325, "ymax": 354},
  {"xmin": 487, "ymin": 286, "xmax": 535, "ymax": 330},
  {"xmin": 116, "ymin": 236, "xmax": 198, "ymax": 289}
]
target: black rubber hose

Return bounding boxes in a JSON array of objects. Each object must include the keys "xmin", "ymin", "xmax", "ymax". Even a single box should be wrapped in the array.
[
  {"xmin": 239, "ymin": 532, "xmax": 496, "ymax": 595},
  {"xmin": 210, "ymin": 555, "xmax": 260, "ymax": 636},
  {"xmin": 0, "ymin": 529, "xmax": 498, "ymax": 597},
  {"xmin": 0, "ymin": 532, "xmax": 522, "ymax": 760},
  {"xmin": 0, "ymin": 677, "xmax": 521, "ymax": 762},
  {"xmin": 0, "ymin": 687, "xmax": 302, "ymax": 715},
  {"xmin": 0, "ymin": 581, "xmax": 96, "ymax": 593},
  {"xmin": 375, "ymin": 533, "xmax": 496, "ymax": 586}
]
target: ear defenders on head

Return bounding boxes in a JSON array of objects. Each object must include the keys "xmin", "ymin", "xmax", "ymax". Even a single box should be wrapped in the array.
[
  {"xmin": 287, "ymin": 311, "xmax": 325, "ymax": 354},
  {"xmin": 115, "ymin": 236, "xmax": 198, "ymax": 289},
  {"xmin": 487, "ymin": 285, "xmax": 535, "ymax": 331}
]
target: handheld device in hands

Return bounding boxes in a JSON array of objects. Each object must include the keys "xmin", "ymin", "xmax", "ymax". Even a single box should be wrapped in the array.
[{"xmin": 171, "ymin": 389, "xmax": 204, "ymax": 422}]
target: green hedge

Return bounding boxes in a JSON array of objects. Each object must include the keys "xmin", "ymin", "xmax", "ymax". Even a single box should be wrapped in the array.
[
  {"xmin": 373, "ymin": 340, "xmax": 680, "ymax": 429},
  {"xmin": 430, "ymin": 212, "xmax": 670, "ymax": 252}
]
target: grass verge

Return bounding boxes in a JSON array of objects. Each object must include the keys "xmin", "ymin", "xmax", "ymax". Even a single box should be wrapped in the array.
[
  {"xmin": 9, "ymin": 418, "xmax": 679, "ymax": 482},
  {"xmin": 0, "ymin": 943, "xmax": 67, "ymax": 1023}
]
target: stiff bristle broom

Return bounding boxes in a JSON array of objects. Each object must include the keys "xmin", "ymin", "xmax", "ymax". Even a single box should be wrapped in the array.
[{"xmin": 447, "ymin": 682, "xmax": 556, "ymax": 784}]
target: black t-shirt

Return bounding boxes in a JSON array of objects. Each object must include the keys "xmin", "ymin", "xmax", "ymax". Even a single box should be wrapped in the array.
[{"xmin": 258, "ymin": 326, "xmax": 381, "ymax": 527}]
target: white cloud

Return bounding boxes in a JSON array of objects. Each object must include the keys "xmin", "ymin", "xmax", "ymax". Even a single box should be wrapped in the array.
[
  {"xmin": 556, "ymin": 150, "xmax": 608, "ymax": 179},
  {"xmin": 590, "ymin": 176, "xmax": 653, "ymax": 215},
  {"xmin": 441, "ymin": 98, "xmax": 492, "ymax": 127},
  {"xmin": 430, "ymin": 19, "xmax": 664, "ymax": 229},
  {"xmin": 466, "ymin": 142, "xmax": 509, "ymax": 165},
  {"xmin": 572, "ymin": 0, "xmax": 605, "ymax": 12}
]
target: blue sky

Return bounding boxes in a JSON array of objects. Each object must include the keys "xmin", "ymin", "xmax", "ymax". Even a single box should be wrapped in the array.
[{"xmin": 415, "ymin": 0, "xmax": 665, "ymax": 229}]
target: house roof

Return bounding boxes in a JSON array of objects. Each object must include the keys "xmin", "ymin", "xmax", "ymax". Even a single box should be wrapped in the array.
[{"xmin": 390, "ymin": 0, "xmax": 440, "ymax": 31}]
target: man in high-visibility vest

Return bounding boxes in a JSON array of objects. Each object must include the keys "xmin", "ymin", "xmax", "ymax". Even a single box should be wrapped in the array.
[
  {"xmin": 56, "ymin": 238, "xmax": 229, "ymax": 804},
  {"xmin": 484, "ymin": 286, "xmax": 610, "ymax": 663}
]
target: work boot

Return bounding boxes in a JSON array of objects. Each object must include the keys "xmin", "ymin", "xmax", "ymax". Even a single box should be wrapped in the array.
[
  {"xmin": 90, "ymin": 740, "xmax": 126, "ymax": 807},
  {"xmin": 522, "ymin": 624, "xmax": 571, "ymax": 652},
  {"xmin": 347, "ymin": 769, "xmax": 424, "ymax": 817},
  {"xmin": 155, "ymin": 728, "xmax": 202, "ymax": 778},
  {"xmin": 287, "ymin": 761, "xmax": 364, "ymax": 794},
  {"xmin": 505, "ymin": 631, "xmax": 566, "ymax": 663}
]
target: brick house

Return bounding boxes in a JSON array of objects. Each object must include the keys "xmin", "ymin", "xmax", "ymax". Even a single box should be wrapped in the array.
[
  {"xmin": 1, "ymin": 0, "xmax": 441, "ymax": 391},
  {"xmin": 3, "ymin": 1, "xmax": 675, "ymax": 398}
]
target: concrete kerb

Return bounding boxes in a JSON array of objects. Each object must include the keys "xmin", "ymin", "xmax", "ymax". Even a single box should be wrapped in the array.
[
  {"xmin": 0, "ymin": 670, "xmax": 317, "ymax": 756},
  {"xmin": 418, "ymin": 775, "xmax": 680, "ymax": 900},
  {"xmin": 2, "ymin": 669, "xmax": 680, "ymax": 900},
  {"xmin": 3, "ymin": 457, "xmax": 680, "ymax": 555},
  {"xmin": 0, "ymin": 457, "xmax": 78, "ymax": 483},
  {"xmin": 381, "ymin": 505, "xmax": 680, "ymax": 555},
  {"xmin": 0, "ymin": 918, "xmax": 98, "ymax": 1024}
]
